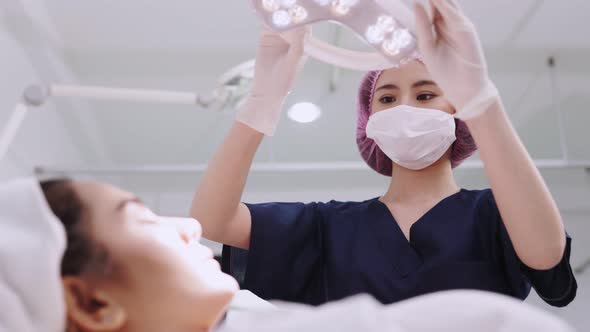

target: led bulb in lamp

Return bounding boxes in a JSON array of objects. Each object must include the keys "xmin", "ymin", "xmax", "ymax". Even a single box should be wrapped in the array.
[
  {"xmin": 272, "ymin": 10, "xmax": 292, "ymax": 27},
  {"xmin": 263, "ymin": 0, "xmax": 280, "ymax": 11}
]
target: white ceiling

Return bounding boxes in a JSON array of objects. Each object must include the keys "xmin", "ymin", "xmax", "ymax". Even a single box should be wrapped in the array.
[
  {"xmin": 4, "ymin": 0, "xmax": 590, "ymax": 171},
  {"xmin": 43, "ymin": 0, "xmax": 590, "ymax": 50},
  {"xmin": 47, "ymin": 1, "xmax": 259, "ymax": 50}
]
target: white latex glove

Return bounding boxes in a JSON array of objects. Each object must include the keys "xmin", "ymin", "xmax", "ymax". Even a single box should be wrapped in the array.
[
  {"xmin": 415, "ymin": 0, "xmax": 500, "ymax": 120},
  {"xmin": 236, "ymin": 27, "xmax": 309, "ymax": 136}
]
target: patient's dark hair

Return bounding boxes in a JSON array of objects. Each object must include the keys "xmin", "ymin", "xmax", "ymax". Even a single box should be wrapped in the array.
[{"xmin": 40, "ymin": 179, "xmax": 108, "ymax": 277}]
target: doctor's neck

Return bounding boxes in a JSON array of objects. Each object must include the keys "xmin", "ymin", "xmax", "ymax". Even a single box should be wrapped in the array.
[{"xmin": 383, "ymin": 153, "xmax": 459, "ymax": 204}]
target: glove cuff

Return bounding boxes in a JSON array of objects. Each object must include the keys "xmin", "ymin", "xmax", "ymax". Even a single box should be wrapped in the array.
[
  {"xmin": 454, "ymin": 80, "xmax": 500, "ymax": 121},
  {"xmin": 236, "ymin": 95, "xmax": 285, "ymax": 136}
]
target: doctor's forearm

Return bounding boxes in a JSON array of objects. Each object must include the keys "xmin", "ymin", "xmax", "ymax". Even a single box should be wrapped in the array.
[
  {"xmin": 465, "ymin": 101, "xmax": 566, "ymax": 270},
  {"xmin": 191, "ymin": 121, "xmax": 263, "ymax": 241}
]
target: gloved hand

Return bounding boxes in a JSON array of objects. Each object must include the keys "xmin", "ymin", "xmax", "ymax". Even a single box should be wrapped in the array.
[
  {"xmin": 236, "ymin": 27, "xmax": 309, "ymax": 136},
  {"xmin": 415, "ymin": 0, "xmax": 500, "ymax": 120}
]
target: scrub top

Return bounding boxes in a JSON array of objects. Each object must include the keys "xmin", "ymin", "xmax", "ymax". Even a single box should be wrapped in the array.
[{"xmin": 221, "ymin": 189, "xmax": 577, "ymax": 307}]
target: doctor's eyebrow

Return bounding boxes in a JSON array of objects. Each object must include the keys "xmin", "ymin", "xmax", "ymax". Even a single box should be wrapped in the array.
[
  {"xmin": 375, "ymin": 80, "xmax": 437, "ymax": 92},
  {"xmin": 412, "ymin": 80, "xmax": 437, "ymax": 88},
  {"xmin": 375, "ymin": 84, "xmax": 399, "ymax": 92}
]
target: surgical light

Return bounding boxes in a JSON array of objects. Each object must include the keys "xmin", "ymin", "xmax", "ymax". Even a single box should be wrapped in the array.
[{"xmin": 250, "ymin": 0, "xmax": 420, "ymax": 71}]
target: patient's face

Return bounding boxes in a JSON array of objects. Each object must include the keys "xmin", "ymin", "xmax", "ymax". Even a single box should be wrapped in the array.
[{"xmin": 73, "ymin": 181, "xmax": 238, "ymax": 330}]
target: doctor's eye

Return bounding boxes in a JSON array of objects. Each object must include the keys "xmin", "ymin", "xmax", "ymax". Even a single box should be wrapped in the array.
[
  {"xmin": 417, "ymin": 93, "xmax": 437, "ymax": 101},
  {"xmin": 379, "ymin": 96, "xmax": 396, "ymax": 104}
]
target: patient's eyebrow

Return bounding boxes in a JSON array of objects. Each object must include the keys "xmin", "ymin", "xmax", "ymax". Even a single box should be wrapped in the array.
[{"xmin": 115, "ymin": 197, "xmax": 144, "ymax": 212}]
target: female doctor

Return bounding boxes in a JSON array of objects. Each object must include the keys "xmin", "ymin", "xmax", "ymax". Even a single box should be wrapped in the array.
[{"xmin": 191, "ymin": 0, "xmax": 576, "ymax": 307}]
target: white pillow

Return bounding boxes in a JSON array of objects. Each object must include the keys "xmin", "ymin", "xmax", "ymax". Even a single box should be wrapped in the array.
[{"xmin": 0, "ymin": 178, "xmax": 66, "ymax": 332}]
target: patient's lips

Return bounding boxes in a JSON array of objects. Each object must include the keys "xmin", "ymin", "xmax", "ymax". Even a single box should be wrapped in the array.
[
  {"xmin": 189, "ymin": 241, "xmax": 215, "ymax": 261},
  {"xmin": 206, "ymin": 258, "xmax": 221, "ymax": 270},
  {"xmin": 197, "ymin": 245, "xmax": 220, "ymax": 269}
]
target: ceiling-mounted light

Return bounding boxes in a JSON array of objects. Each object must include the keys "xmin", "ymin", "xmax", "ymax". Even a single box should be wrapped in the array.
[
  {"xmin": 287, "ymin": 102, "xmax": 322, "ymax": 123},
  {"xmin": 251, "ymin": 0, "xmax": 419, "ymax": 71}
]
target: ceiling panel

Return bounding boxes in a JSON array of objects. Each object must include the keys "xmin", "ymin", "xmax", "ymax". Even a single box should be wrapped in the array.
[
  {"xmin": 458, "ymin": 0, "xmax": 538, "ymax": 47},
  {"xmin": 45, "ymin": 0, "xmax": 259, "ymax": 50},
  {"xmin": 515, "ymin": 0, "xmax": 590, "ymax": 48}
]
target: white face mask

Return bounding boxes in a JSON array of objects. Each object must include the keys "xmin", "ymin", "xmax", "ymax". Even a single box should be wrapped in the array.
[{"xmin": 366, "ymin": 105, "xmax": 456, "ymax": 170}]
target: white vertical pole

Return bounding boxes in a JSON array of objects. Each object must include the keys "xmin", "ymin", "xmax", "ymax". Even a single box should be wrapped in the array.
[
  {"xmin": 548, "ymin": 57, "xmax": 569, "ymax": 161},
  {"xmin": 0, "ymin": 103, "xmax": 28, "ymax": 163}
]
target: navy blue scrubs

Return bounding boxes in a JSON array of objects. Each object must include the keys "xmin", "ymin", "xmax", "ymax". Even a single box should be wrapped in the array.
[{"xmin": 222, "ymin": 189, "xmax": 576, "ymax": 307}]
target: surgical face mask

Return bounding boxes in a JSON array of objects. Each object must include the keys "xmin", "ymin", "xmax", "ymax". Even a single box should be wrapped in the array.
[{"xmin": 366, "ymin": 105, "xmax": 456, "ymax": 170}]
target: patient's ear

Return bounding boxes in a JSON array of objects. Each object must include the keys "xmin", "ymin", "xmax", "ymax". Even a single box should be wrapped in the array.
[{"xmin": 62, "ymin": 277, "xmax": 126, "ymax": 331}]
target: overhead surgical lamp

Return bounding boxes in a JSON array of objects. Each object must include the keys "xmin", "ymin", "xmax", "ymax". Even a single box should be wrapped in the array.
[{"xmin": 250, "ymin": 0, "xmax": 421, "ymax": 71}]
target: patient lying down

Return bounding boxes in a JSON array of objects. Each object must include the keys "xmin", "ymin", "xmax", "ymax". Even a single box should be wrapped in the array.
[{"xmin": 0, "ymin": 178, "xmax": 574, "ymax": 332}]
